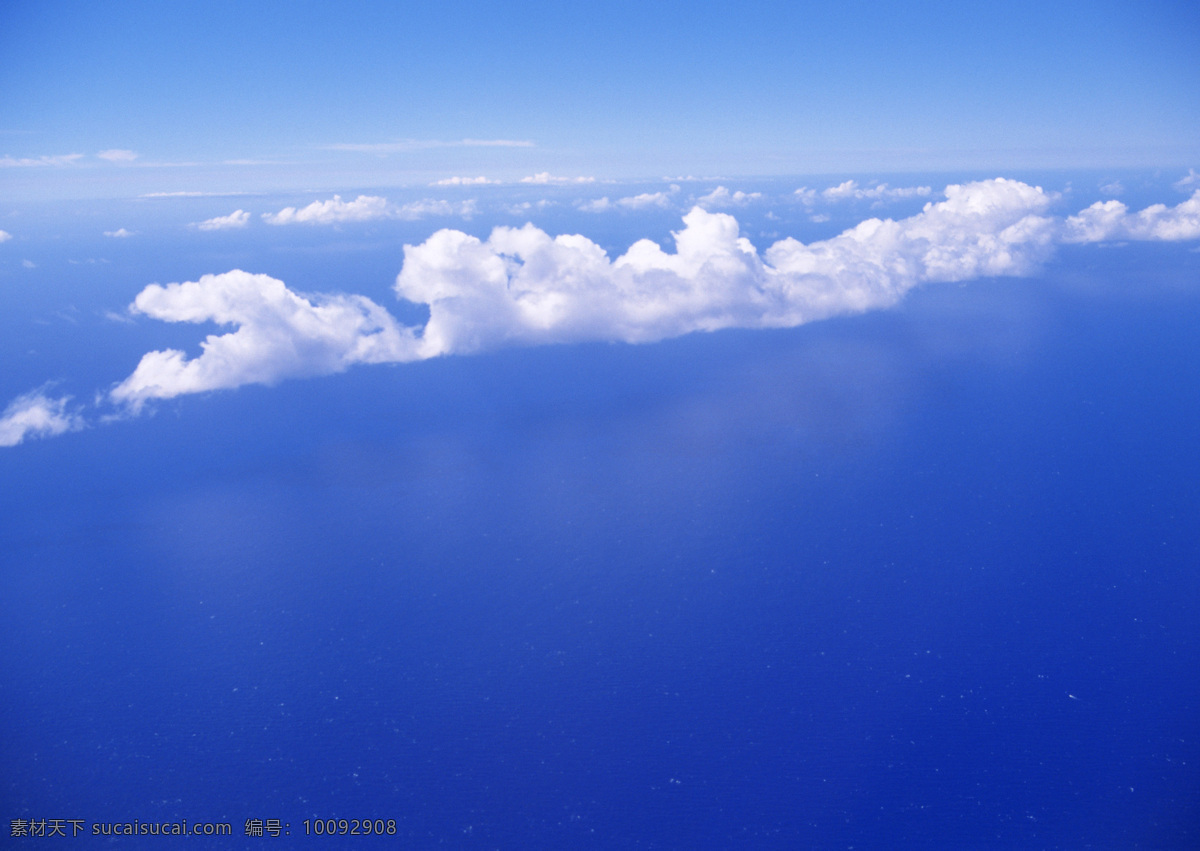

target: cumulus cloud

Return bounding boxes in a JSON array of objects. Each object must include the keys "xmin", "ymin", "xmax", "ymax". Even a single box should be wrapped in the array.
[
  {"xmin": 109, "ymin": 271, "xmax": 420, "ymax": 411},
  {"xmin": 0, "ymin": 391, "xmax": 83, "ymax": 447},
  {"xmin": 698, "ymin": 186, "xmax": 763, "ymax": 208},
  {"xmin": 104, "ymin": 228, "xmax": 134, "ymax": 238},
  {"xmin": 395, "ymin": 178, "xmax": 1059, "ymax": 358},
  {"xmin": 97, "ymin": 149, "xmax": 139, "ymax": 162},
  {"xmin": 0, "ymin": 177, "xmax": 1187, "ymax": 439},
  {"xmin": 822, "ymin": 180, "xmax": 933, "ymax": 202},
  {"xmin": 195, "ymin": 210, "xmax": 251, "ymax": 231},
  {"xmin": 263, "ymin": 195, "xmax": 390, "ymax": 225},
  {"xmin": 520, "ymin": 173, "xmax": 595, "ymax": 185},
  {"xmin": 1063, "ymin": 191, "xmax": 1200, "ymax": 243},
  {"xmin": 434, "ymin": 176, "xmax": 496, "ymax": 186},
  {"xmin": 0, "ymin": 230, "xmax": 11, "ymax": 243},
  {"xmin": 580, "ymin": 191, "xmax": 675, "ymax": 212}
]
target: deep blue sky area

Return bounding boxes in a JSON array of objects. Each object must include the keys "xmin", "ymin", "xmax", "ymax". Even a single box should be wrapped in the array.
[{"xmin": 2, "ymin": 1, "xmax": 1199, "ymax": 846}]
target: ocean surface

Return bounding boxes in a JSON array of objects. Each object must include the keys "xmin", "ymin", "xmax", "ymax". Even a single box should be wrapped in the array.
[{"xmin": 2, "ymin": 182, "xmax": 1198, "ymax": 847}]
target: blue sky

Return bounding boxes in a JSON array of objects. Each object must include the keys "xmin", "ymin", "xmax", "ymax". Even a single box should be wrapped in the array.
[{"xmin": 2, "ymin": 0, "xmax": 1198, "ymax": 197}]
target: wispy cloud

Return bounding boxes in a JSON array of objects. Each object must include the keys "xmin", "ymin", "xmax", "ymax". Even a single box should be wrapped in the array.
[
  {"xmin": 0, "ymin": 390, "xmax": 83, "ymax": 447},
  {"xmin": 327, "ymin": 138, "xmax": 534, "ymax": 154},
  {"xmin": 0, "ymin": 153, "xmax": 85, "ymax": 167},
  {"xmin": 1174, "ymin": 169, "xmax": 1200, "ymax": 192},
  {"xmin": 697, "ymin": 186, "xmax": 763, "ymax": 208},
  {"xmin": 194, "ymin": 210, "xmax": 251, "ymax": 231},
  {"xmin": 820, "ymin": 180, "xmax": 933, "ymax": 202},
  {"xmin": 104, "ymin": 228, "xmax": 135, "ymax": 238},
  {"xmin": 97, "ymin": 149, "xmax": 139, "ymax": 163},
  {"xmin": 0, "ymin": 230, "xmax": 11, "ymax": 243}
]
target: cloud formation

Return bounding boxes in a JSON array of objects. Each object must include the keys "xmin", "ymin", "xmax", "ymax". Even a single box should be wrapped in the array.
[
  {"xmin": 520, "ymin": 173, "xmax": 595, "ymax": 185},
  {"xmin": 0, "ymin": 230, "xmax": 11, "ymax": 243},
  {"xmin": 434, "ymin": 176, "xmax": 496, "ymax": 186},
  {"xmin": 261, "ymin": 195, "xmax": 473, "ymax": 225},
  {"xmin": 109, "ymin": 271, "xmax": 419, "ymax": 410},
  {"xmin": 3, "ymin": 177, "xmax": 1195, "ymax": 440},
  {"xmin": 698, "ymin": 187, "xmax": 763, "ymax": 208},
  {"xmin": 821, "ymin": 180, "xmax": 933, "ymax": 202},
  {"xmin": 0, "ymin": 391, "xmax": 82, "ymax": 447},
  {"xmin": 263, "ymin": 195, "xmax": 389, "ymax": 225},
  {"xmin": 104, "ymin": 228, "xmax": 134, "ymax": 238},
  {"xmin": 195, "ymin": 210, "xmax": 251, "ymax": 231},
  {"xmin": 1063, "ymin": 191, "xmax": 1200, "ymax": 242},
  {"xmin": 396, "ymin": 178, "xmax": 1058, "ymax": 358}
]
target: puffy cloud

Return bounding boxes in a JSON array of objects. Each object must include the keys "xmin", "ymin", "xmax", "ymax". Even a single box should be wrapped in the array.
[
  {"xmin": 195, "ymin": 210, "xmax": 251, "ymax": 231},
  {"xmin": 109, "ymin": 270, "xmax": 419, "ymax": 411},
  {"xmin": 104, "ymin": 228, "xmax": 134, "ymax": 238},
  {"xmin": 520, "ymin": 173, "xmax": 595, "ymax": 185},
  {"xmin": 97, "ymin": 149, "xmax": 139, "ymax": 162},
  {"xmin": 0, "ymin": 230, "xmax": 11, "ymax": 243},
  {"xmin": 58, "ymin": 178, "xmax": 1192, "ymax": 423},
  {"xmin": 263, "ymin": 195, "xmax": 390, "ymax": 225},
  {"xmin": 261, "ymin": 195, "xmax": 472, "ymax": 225},
  {"xmin": 0, "ymin": 391, "xmax": 83, "ymax": 447},
  {"xmin": 396, "ymin": 178, "xmax": 1058, "ymax": 358},
  {"xmin": 698, "ymin": 187, "xmax": 763, "ymax": 208},
  {"xmin": 434, "ymin": 176, "xmax": 496, "ymax": 186},
  {"xmin": 580, "ymin": 192, "xmax": 674, "ymax": 212},
  {"xmin": 822, "ymin": 180, "xmax": 933, "ymax": 202},
  {"xmin": 1063, "ymin": 191, "xmax": 1200, "ymax": 243}
]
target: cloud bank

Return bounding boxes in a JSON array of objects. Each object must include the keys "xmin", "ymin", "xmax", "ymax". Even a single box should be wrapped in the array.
[
  {"xmin": 4, "ymin": 177, "xmax": 1199, "ymax": 443},
  {"xmin": 263, "ymin": 195, "xmax": 390, "ymax": 225}
]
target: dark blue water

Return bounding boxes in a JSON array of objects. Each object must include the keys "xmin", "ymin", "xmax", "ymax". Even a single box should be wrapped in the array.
[{"xmin": 3, "ymin": 244, "xmax": 1199, "ymax": 847}]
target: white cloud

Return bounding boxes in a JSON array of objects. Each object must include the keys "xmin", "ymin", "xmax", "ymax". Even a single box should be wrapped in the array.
[
  {"xmin": 698, "ymin": 186, "xmax": 763, "ymax": 208},
  {"xmin": 0, "ymin": 153, "xmax": 84, "ymax": 167},
  {"xmin": 794, "ymin": 187, "xmax": 819, "ymax": 206},
  {"xmin": 263, "ymin": 195, "xmax": 390, "ymax": 225},
  {"xmin": 520, "ymin": 173, "xmax": 595, "ymax": 185},
  {"xmin": 104, "ymin": 228, "xmax": 134, "ymax": 238},
  {"xmin": 1099, "ymin": 180, "xmax": 1124, "ymax": 196},
  {"xmin": 109, "ymin": 271, "xmax": 420, "ymax": 411},
  {"xmin": 0, "ymin": 230, "xmax": 11, "ymax": 243},
  {"xmin": 1063, "ymin": 191, "xmax": 1200, "ymax": 242},
  {"xmin": 97, "ymin": 149, "xmax": 139, "ymax": 162},
  {"xmin": 396, "ymin": 178, "xmax": 1059, "ymax": 358},
  {"xmin": 1174, "ymin": 169, "xmax": 1200, "ymax": 192},
  {"xmin": 580, "ymin": 192, "xmax": 673, "ymax": 212},
  {"xmin": 22, "ymin": 259, "xmax": 35, "ymax": 268},
  {"xmin": 0, "ymin": 390, "xmax": 83, "ymax": 447},
  {"xmin": 15, "ymin": 177, "xmax": 1180, "ymax": 429},
  {"xmin": 195, "ymin": 210, "xmax": 251, "ymax": 231},
  {"xmin": 395, "ymin": 199, "xmax": 477, "ymax": 220},
  {"xmin": 434, "ymin": 176, "xmax": 496, "ymax": 186},
  {"xmin": 822, "ymin": 180, "xmax": 933, "ymax": 202}
]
